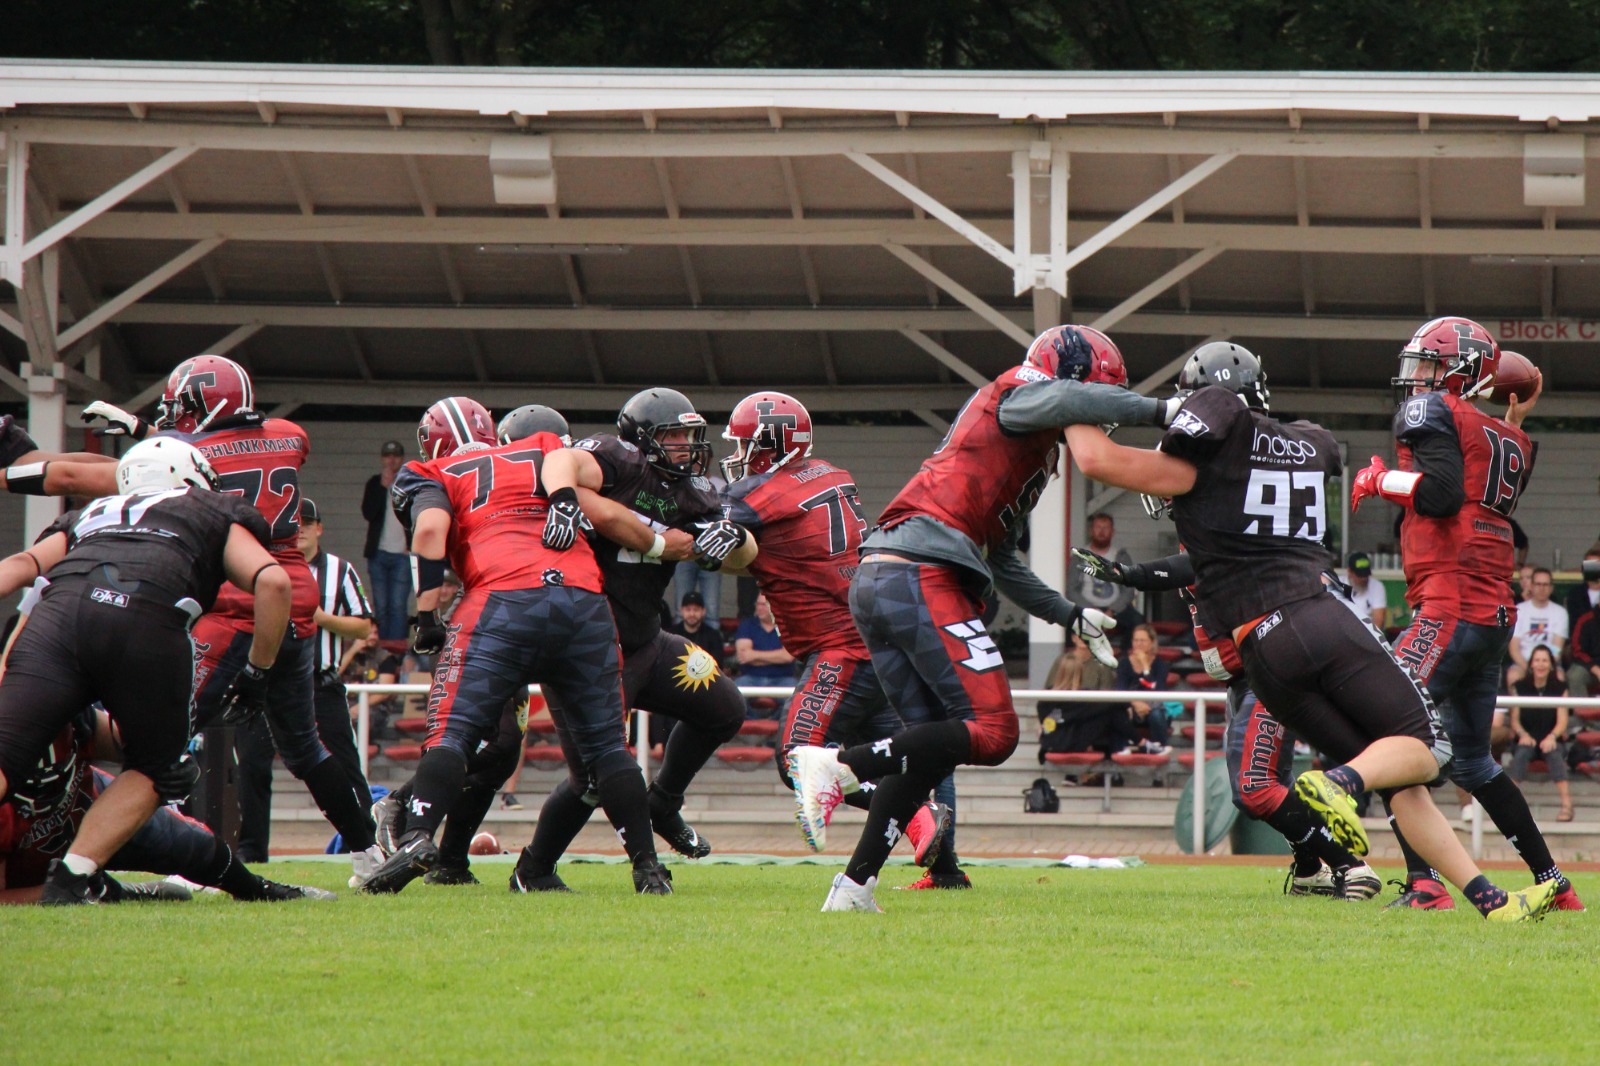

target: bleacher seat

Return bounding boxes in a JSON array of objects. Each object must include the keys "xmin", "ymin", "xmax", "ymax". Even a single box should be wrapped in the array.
[
  {"xmin": 1180, "ymin": 724, "xmax": 1225, "ymax": 741},
  {"xmin": 526, "ymin": 747, "xmax": 567, "ymax": 764},
  {"xmin": 1576, "ymin": 730, "xmax": 1600, "ymax": 747},
  {"xmin": 1577, "ymin": 707, "xmax": 1600, "ymax": 723},
  {"xmin": 528, "ymin": 718, "xmax": 560, "ymax": 735},
  {"xmin": 383, "ymin": 743, "xmax": 422, "ymax": 761},
  {"xmin": 715, "ymin": 746, "xmax": 775, "ymax": 767},
  {"xmin": 1183, "ymin": 672, "xmax": 1225, "ymax": 690},
  {"xmin": 394, "ymin": 717, "xmax": 427, "ymax": 736},
  {"xmin": 1155, "ymin": 646, "xmax": 1185, "ymax": 663},
  {"xmin": 1177, "ymin": 751, "xmax": 1223, "ymax": 768},
  {"xmin": 1044, "ymin": 752, "xmax": 1104, "ymax": 769},
  {"xmin": 738, "ymin": 719, "xmax": 780, "ymax": 736},
  {"xmin": 1110, "ymin": 752, "xmax": 1168, "ymax": 769},
  {"xmin": 1151, "ymin": 620, "xmax": 1189, "ymax": 639}
]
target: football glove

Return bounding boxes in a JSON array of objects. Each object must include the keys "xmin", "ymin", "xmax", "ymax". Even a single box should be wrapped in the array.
[
  {"xmin": 1350, "ymin": 455, "xmax": 1422, "ymax": 514},
  {"xmin": 1071, "ymin": 606, "xmax": 1118, "ymax": 668},
  {"xmin": 80, "ymin": 401, "xmax": 149, "ymax": 439},
  {"xmin": 412, "ymin": 609, "xmax": 446, "ymax": 656},
  {"xmin": 1071, "ymin": 546, "xmax": 1126, "ymax": 585},
  {"xmin": 542, "ymin": 487, "xmax": 585, "ymax": 550},
  {"xmin": 219, "ymin": 662, "xmax": 271, "ymax": 726},
  {"xmin": 693, "ymin": 519, "xmax": 748, "ymax": 564}
]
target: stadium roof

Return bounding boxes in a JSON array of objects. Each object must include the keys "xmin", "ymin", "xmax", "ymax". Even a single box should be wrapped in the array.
[{"xmin": 4, "ymin": 61, "xmax": 1600, "ymax": 425}]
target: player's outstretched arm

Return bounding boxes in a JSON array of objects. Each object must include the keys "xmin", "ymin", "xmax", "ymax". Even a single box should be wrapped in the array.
[
  {"xmin": 1, "ymin": 458, "xmax": 119, "ymax": 498},
  {"xmin": 0, "ymin": 534, "xmax": 66, "ymax": 600},
  {"xmin": 223, "ymin": 526, "xmax": 289, "ymax": 670},
  {"xmin": 1074, "ymin": 547, "xmax": 1194, "ymax": 591},
  {"xmin": 1064, "ymin": 425, "xmax": 1198, "ymax": 497},
  {"xmin": 999, "ymin": 380, "xmax": 1182, "ymax": 435}
]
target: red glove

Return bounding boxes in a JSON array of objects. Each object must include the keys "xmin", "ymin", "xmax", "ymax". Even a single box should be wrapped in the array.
[{"xmin": 1351, "ymin": 455, "xmax": 1421, "ymax": 513}]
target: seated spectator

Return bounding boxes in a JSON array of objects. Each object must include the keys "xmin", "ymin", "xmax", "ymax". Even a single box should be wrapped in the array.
[
  {"xmin": 1570, "ymin": 603, "xmax": 1600, "ymax": 702},
  {"xmin": 734, "ymin": 593, "xmax": 795, "ymax": 718},
  {"xmin": 342, "ymin": 632, "xmax": 403, "ymax": 738},
  {"xmin": 667, "ymin": 591, "xmax": 723, "ymax": 660},
  {"xmin": 1507, "ymin": 568, "xmax": 1567, "ymax": 689},
  {"xmin": 1037, "ymin": 633, "xmax": 1119, "ymax": 763},
  {"xmin": 1563, "ymin": 545, "xmax": 1600, "ymax": 642},
  {"xmin": 1110, "ymin": 623, "xmax": 1173, "ymax": 756},
  {"xmin": 1342, "ymin": 553, "xmax": 1387, "ymax": 630},
  {"xmin": 1508, "ymin": 644, "xmax": 1573, "ymax": 822}
]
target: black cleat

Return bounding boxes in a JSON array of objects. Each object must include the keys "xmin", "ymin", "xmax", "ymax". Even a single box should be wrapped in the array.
[
  {"xmin": 510, "ymin": 867, "xmax": 572, "ymax": 893},
  {"xmin": 257, "ymin": 879, "xmax": 337, "ymax": 902},
  {"xmin": 359, "ymin": 832, "xmax": 438, "ymax": 895},
  {"xmin": 424, "ymin": 863, "xmax": 480, "ymax": 886},
  {"xmin": 632, "ymin": 860, "xmax": 674, "ymax": 896},
  {"xmin": 39, "ymin": 859, "xmax": 106, "ymax": 906},
  {"xmin": 648, "ymin": 784, "xmax": 711, "ymax": 859}
]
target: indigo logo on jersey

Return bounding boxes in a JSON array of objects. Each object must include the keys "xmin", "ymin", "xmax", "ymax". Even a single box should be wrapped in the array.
[
  {"xmin": 1251, "ymin": 429, "xmax": 1318, "ymax": 462},
  {"xmin": 90, "ymin": 587, "xmax": 128, "ymax": 608},
  {"xmin": 942, "ymin": 620, "xmax": 1004, "ymax": 672},
  {"xmin": 1170, "ymin": 409, "xmax": 1210, "ymax": 437}
]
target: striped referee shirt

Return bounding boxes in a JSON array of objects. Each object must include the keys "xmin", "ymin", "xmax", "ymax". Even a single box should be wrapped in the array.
[{"xmin": 308, "ymin": 549, "xmax": 373, "ymax": 680}]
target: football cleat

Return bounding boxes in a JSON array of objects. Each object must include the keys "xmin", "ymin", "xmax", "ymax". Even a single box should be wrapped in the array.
[
  {"xmin": 905, "ymin": 800, "xmax": 952, "ymax": 868},
  {"xmin": 258, "ymin": 880, "xmax": 337, "ymax": 902},
  {"xmin": 1484, "ymin": 880, "xmax": 1556, "ymax": 923},
  {"xmin": 39, "ymin": 860, "xmax": 106, "ymax": 906},
  {"xmin": 648, "ymin": 783, "xmax": 712, "ymax": 859},
  {"xmin": 349, "ymin": 844, "xmax": 387, "ymax": 889},
  {"xmin": 1335, "ymin": 863, "xmax": 1383, "ymax": 902},
  {"xmin": 896, "ymin": 870, "xmax": 972, "ymax": 891},
  {"xmin": 1293, "ymin": 770, "xmax": 1370, "ymax": 857},
  {"xmin": 788, "ymin": 746, "xmax": 860, "ymax": 852},
  {"xmin": 358, "ymin": 833, "xmax": 438, "ymax": 895},
  {"xmin": 632, "ymin": 861, "xmax": 674, "ymax": 896},
  {"xmin": 510, "ymin": 868, "xmax": 572, "ymax": 894},
  {"xmin": 1284, "ymin": 861, "xmax": 1336, "ymax": 897},
  {"xmin": 821, "ymin": 872, "xmax": 883, "ymax": 912},
  {"xmin": 424, "ymin": 864, "xmax": 480, "ymax": 887},
  {"xmin": 1384, "ymin": 877, "xmax": 1456, "ymax": 910},
  {"xmin": 371, "ymin": 794, "xmax": 405, "ymax": 857},
  {"xmin": 1550, "ymin": 879, "xmax": 1585, "ymax": 912}
]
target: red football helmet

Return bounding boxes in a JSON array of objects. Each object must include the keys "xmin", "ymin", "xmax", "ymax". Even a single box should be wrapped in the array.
[
  {"xmin": 1394, "ymin": 316, "xmax": 1500, "ymax": 400},
  {"xmin": 1023, "ymin": 326, "xmax": 1128, "ymax": 387},
  {"xmin": 155, "ymin": 355, "xmax": 255, "ymax": 433},
  {"xmin": 417, "ymin": 397, "xmax": 496, "ymax": 461},
  {"xmin": 721, "ymin": 391, "xmax": 814, "ymax": 482}
]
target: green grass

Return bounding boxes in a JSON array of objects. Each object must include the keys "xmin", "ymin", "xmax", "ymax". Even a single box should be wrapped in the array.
[{"xmin": 3, "ymin": 861, "xmax": 1595, "ymax": 1065}]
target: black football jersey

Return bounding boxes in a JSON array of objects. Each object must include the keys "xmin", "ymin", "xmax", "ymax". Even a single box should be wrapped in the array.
[
  {"xmin": 41, "ymin": 488, "xmax": 271, "ymax": 610},
  {"xmin": 572, "ymin": 433, "xmax": 723, "ymax": 652},
  {"xmin": 1159, "ymin": 386, "xmax": 1340, "ymax": 633}
]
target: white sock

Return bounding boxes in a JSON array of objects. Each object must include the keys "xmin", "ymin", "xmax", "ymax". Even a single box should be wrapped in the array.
[{"xmin": 63, "ymin": 853, "xmax": 100, "ymax": 877}]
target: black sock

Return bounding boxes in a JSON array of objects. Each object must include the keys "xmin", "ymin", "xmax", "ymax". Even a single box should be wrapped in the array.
[
  {"xmin": 1324, "ymin": 764, "xmax": 1365, "ymax": 797},
  {"xmin": 839, "ymin": 720, "xmax": 971, "ymax": 781},
  {"xmin": 197, "ymin": 838, "xmax": 269, "ymax": 900},
  {"xmin": 402, "ymin": 747, "xmax": 469, "ymax": 838},
  {"xmin": 1472, "ymin": 772, "xmax": 1561, "ymax": 883},
  {"xmin": 1268, "ymin": 793, "xmax": 1359, "ymax": 872},
  {"xmin": 1289, "ymin": 844, "xmax": 1324, "ymax": 878},
  {"xmin": 302, "ymin": 757, "xmax": 377, "ymax": 850},
  {"xmin": 592, "ymin": 749, "xmax": 657, "ymax": 866},
  {"xmin": 1465, "ymin": 874, "xmax": 1507, "ymax": 915},
  {"xmin": 844, "ymin": 767, "xmax": 947, "ymax": 885},
  {"xmin": 438, "ymin": 781, "xmax": 498, "ymax": 867},
  {"xmin": 524, "ymin": 778, "xmax": 595, "ymax": 875}
]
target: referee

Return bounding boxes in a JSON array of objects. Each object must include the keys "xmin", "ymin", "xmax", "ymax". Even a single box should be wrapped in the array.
[{"xmin": 235, "ymin": 498, "xmax": 377, "ymax": 859}]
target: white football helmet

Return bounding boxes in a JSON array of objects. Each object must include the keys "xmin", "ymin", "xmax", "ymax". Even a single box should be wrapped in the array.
[{"xmin": 115, "ymin": 437, "xmax": 220, "ymax": 494}]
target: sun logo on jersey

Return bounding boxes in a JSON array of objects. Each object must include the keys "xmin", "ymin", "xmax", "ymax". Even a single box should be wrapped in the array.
[{"xmin": 671, "ymin": 647, "xmax": 720, "ymax": 691}]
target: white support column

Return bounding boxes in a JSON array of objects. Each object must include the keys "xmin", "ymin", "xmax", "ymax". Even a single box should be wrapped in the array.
[
  {"xmin": 2, "ymin": 134, "xmax": 25, "ymax": 289},
  {"xmin": 1028, "ymin": 287, "xmax": 1067, "ymax": 686},
  {"xmin": 23, "ymin": 363, "xmax": 67, "ymax": 545},
  {"xmin": 1011, "ymin": 149, "xmax": 1032, "ymax": 295}
]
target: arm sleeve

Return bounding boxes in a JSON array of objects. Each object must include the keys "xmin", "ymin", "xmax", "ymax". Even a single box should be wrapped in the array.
[
  {"xmin": 988, "ymin": 528, "xmax": 1080, "ymax": 627},
  {"xmin": 1121, "ymin": 552, "xmax": 1196, "ymax": 591},
  {"xmin": 391, "ymin": 463, "xmax": 451, "ymax": 532},
  {"xmin": 721, "ymin": 476, "xmax": 767, "ymax": 532},
  {"xmin": 1394, "ymin": 394, "xmax": 1465, "ymax": 518},
  {"xmin": 997, "ymin": 380, "xmax": 1163, "ymax": 436},
  {"xmin": 572, "ymin": 435, "xmax": 628, "ymax": 492}
]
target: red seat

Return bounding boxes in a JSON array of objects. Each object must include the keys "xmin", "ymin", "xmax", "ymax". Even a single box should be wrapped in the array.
[
  {"xmin": 1576, "ymin": 731, "xmax": 1600, "ymax": 747},
  {"xmin": 1110, "ymin": 752, "xmax": 1169, "ymax": 768},
  {"xmin": 747, "ymin": 697, "xmax": 780, "ymax": 714},
  {"xmin": 1155, "ymin": 647, "xmax": 1185, "ymax": 663},
  {"xmin": 1576, "ymin": 707, "xmax": 1600, "ymax": 723},
  {"xmin": 526, "ymin": 747, "xmax": 568, "ymax": 764},
  {"xmin": 394, "ymin": 717, "xmax": 428, "ymax": 736},
  {"xmin": 367, "ymin": 744, "xmax": 379, "ymax": 757},
  {"xmin": 739, "ymin": 719, "xmax": 780, "ymax": 736},
  {"xmin": 383, "ymin": 743, "xmax": 423, "ymax": 761},
  {"xmin": 1044, "ymin": 752, "xmax": 1104, "ymax": 767},
  {"xmin": 1177, "ymin": 751, "xmax": 1223, "ymax": 768},
  {"xmin": 524, "ymin": 694, "xmax": 547, "ymax": 715},
  {"xmin": 715, "ymin": 746, "xmax": 775, "ymax": 765},
  {"xmin": 1183, "ymin": 672, "xmax": 1224, "ymax": 690},
  {"xmin": 1180, "ymin": 724, "xmax": 1225, "ymax": 741},
  {"xmin": 1151, "ymin": 620, "xmax": 1189, "ymax": 638},
  {"xmin": 527, "ymin": 718, "xmax": 560, "ymax": 735}
]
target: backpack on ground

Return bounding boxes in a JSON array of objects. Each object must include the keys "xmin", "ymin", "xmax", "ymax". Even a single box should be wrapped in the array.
[{"xmin": 1024, "ymin": 776, "xmax": 1060, "ymax": 814}]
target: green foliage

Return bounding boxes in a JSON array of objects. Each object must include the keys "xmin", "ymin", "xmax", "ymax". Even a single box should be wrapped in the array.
[
  {"xmin": 10, "ymin": 0, "xmax": 1600, "ymax": 72},
  {"xmin": 3, "ymin": 861, "xmax": 1596, "ymax": 1062}
]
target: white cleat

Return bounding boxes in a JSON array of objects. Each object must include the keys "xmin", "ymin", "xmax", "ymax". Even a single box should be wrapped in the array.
[
  {"xmin": 787, "ymin": 746, "xmax": 860, "ymax": 852},
  {"xmin": 1336, "ymin": 863, "xmax": 1383, "ymax": 902},
  {"xmin": 821, "ymin": 872, "xmax": 882, "ymax": 913},
  {"xmin": 349, "ymin": 844, "xmax": 386, "ymax": 889}
]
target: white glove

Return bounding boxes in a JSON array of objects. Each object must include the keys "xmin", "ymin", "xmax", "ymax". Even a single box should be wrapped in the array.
[
  {"xmin": 81, "ymin": 400, "xmax": 148, "ymax": 438},
  {"xmin": 1072, "ymin": 606, "xmax": 1118, "ymax": 668},
  {"xmin": 1200, "ymin": 645, "xmax": 1232, "ymax": 682}
]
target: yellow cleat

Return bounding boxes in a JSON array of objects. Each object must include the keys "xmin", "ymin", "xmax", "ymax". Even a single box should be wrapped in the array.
[
  {"xmin": 1484, "ymin": 880, "xmax": 1557, "ymax": 923},
  {"xmin": 1293, "ymin": 770, "xmax": 1370, "ymax": 857}
]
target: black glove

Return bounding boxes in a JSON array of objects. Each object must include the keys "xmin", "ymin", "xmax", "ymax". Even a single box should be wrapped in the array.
[
  {"xmin": 219, "ymin": 662, "xmax": 271, "ymax": 726},
  {"xmin": 1071, "ymin": 546, "xmax": 1126, "ymax": 585},
  {"xmin": 413, "ymin": 609, "xmax": 447, "ymax": 656},
  {"xmin": 694, "ymin": 519, "xmax": 747, "ymax": 563},
  {"xmin": 542, "ymin": 487, "xmax": 585, "ymax": 550}
]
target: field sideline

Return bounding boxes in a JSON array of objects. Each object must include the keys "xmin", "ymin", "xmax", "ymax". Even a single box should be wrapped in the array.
[{"xmin": 5, "ymin": 861, "xmax": 1594, "ymax": 1064}]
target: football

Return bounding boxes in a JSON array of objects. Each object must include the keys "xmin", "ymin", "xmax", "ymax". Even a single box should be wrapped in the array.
[
  {"xmin": 1488, "ymin": 349, "xmax": 1540, "ymax": 404},
  {"xmin": 469, "ymin": 831, "xmax": 500, "ymax": 856}
]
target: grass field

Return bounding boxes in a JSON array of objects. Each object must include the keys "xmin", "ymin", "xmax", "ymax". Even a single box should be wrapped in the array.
[{"xmin": 4, "ymin": 859, "xmax": 1595, "ymax": 1065}]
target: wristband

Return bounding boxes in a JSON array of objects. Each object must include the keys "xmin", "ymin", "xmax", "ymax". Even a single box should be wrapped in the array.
[
  {"xmin": 4, "ymin": 462, "xmax": 49, "ymax": 496},
  {"xmin": 413, "ymin": 554, "xmax": 446, "ymax": 595},
  {"xmin": 548, "ymin": 486, "xmax": 579, "ymax": 508},
  {"xmin": 644, "ymin": 533, "xmax": 666, "ymax": 560},
  {"xmin": 241, "ymin": 661, "xmax": 270, "ymax": 678}
]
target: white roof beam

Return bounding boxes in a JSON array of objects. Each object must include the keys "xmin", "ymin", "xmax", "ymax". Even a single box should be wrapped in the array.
[
  {"xmin": 462, "ymin": 331, "xmax": 489, "ymax": 382},
  {"xmin": 848, "ymin": 151, "xmax": 1017, "ymax": 272},
  {"xmin": 3, "ymin": 134, "xmax": 27, "ymax": 289},
  {"xmin": 1089, "ymin": 246, "xmax": 1223, "ymax": 334},
  {"xmin": 897, "ymin": 328, "xmax": 989, "ymax": 388},
  {"xmin": 817, "ymin": 332, "xmax": 838, "ymax": 387},
  {"xmin": 343, "ymin": 329, "xmax": 374, "ymax": 381},
  {"xmin": 0, "ymin": 308, "xmax": 23, "ymax": 340},
  {"xmin": 902, "ymin": 153, "xmax": 941, "ymax": 307},
  {"xmin": 579, "ymin": 331, "xmax": 605, "ymax": 385},
  {"xmin": 56, "ymin": 236, "xmax": 223, "ymax": 350},
  {"xmin": 17, "ymin": 144, "xmax": 196, "ymax": 266},
  {"xmin": 1059, "ymin": 153, "xmax": 1236, "ymax": 274},
  {"xmin": 881, "ymin": 243, "xmax": 1032, "ymax": 347},
  {"xmin": 278, "ymin": 152, "xmax": 346, "ymax": 304}
]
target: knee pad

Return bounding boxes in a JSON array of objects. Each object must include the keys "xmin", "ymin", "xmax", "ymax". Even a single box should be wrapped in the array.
[{"xmin": 149, "ymin": 754, "xmax": 202, "ymax": 804}]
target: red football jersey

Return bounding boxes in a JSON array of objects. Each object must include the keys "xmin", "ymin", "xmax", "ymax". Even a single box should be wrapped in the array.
[
  {"xmin": 164, "ymin": 418, "xmax": 318, "ymax": 634},
  {"xmin": 391, "ymin": 432, "xmax": 603, "ymax": 594},
  {"xmin": 724, "ymin": 457, "xmax": 869, "ymax": 659},
  {"xmin": 876, "ymin": 368, "xmax": 1060, "ymax": 552},
  {"xmin": 1395, "ymin": 391, "xmax": 1532, "ymax": 625}
]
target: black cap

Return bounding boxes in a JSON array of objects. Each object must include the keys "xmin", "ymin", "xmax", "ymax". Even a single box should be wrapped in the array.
[
  {"xmin": 1347, "ymin": 552, "xmax": 1372, "ymax": 574},
  {"xmin": 441, "ymin": 568, "xmax": 460, "ymax": 585},
  {"xmin": 380, "ymin": 440, "xmax": 405, "ymax": 457},
  {"xmin": 300, "ymin": 498, "xmax": 321, "ymax": 524},
  {"xmin": 680, "ymin": 591, "xmax": 705, "ymax": 608}
]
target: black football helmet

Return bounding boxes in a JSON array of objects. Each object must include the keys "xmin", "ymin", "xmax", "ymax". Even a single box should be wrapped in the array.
[
  {"xmin": 497, "ymin": 404, "xmax": 571, "ymax": 446},
  {"xmin": 617, "ymin": 388, "xmax": 711, "ymax": 478},
  {"xmin": 1177, "ymin": 342, "xmax": 1270, "ymax": 413}
]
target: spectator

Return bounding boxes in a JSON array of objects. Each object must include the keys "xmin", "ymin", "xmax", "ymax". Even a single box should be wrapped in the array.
[
  {"xmin": 1507, "ymin": 568, "xmax": 1568, "ymax": 689},
  {"xmin": 1564, "ymin": 545, "xmax": 1600, "ymax": 637},
  {"xmin": 1111, "ymin": 623, "xmax": 1174, "ymax": 756},
  {"xmin": 1037, "ymin": 633, "xmax": 1120, "ymax": 762},
  {"xmin": 734, "ymin": 593, "xmax": 795, "ymax": 717},
  {"xmin": 1569, "ymin": 603, "xmax": 1600, "ymax": 702},
  {"xmin": 1068, "ymin": 511, "xmax": 1143, "ymax": 644},
  {"xmin": 1508, "ymin": 645, "xmax": 1573, "ymax": 822},
  {"xmin": 1342, "ymin": 552, "xmax": 1388, "ymax": 631},
  {"xmin": 667, "ymin": 591, "xmax": 723, "ymax": 660},
  {"xmin": 341, "ymin": 632, "xmax": 403, "ymax": 739},
  {"xmin": 674, "ymin": 473, "xmax": 728, "ymax": 630},
  {"xmin": 362, "ymin": 440, "xmax": 412, "ymax": 641}
]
